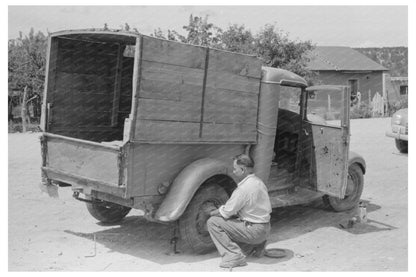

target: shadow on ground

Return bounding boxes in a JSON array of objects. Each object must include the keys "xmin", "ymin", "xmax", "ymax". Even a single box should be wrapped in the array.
[{"xmin": 65, "ymin": 199, "xmax": 394, "ymax": 266}]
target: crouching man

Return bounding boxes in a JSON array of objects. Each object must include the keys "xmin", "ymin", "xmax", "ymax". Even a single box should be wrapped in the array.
[{"xmin": 207, "ymin": 154, "xmax": 272, "ymax": 269}]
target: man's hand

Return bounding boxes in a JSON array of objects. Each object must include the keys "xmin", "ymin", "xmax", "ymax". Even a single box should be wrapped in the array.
[
  {"xmin": 209, "ymin": 209, "xmax": 221, "ymax": 217},
  {"xmin": 202, "ymin": 202, "xmax": 217, "ymax": 216}
]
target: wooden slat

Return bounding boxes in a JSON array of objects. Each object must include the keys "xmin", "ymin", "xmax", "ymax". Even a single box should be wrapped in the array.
[
  {"xmin": 47, "ymin": 137, "xmax": 120, "ymax": 184},
  {"xmin": 204, "ymin": 104, "xmax": 258, "ymax": 124},
  {"xmin": 55, "ymin": 72, "xmax": 112, "ymax": 91},
  {"xmin": 202, "ymin": 123, "xmax": 257, "ymax": 142},
  {"xmin": 58, "ymin": 50, "xmax": 116, "ymax": 75},
  {"xmin": 203, "ymin": 87, "xmax": 258, "ymax": 124},
  {"xmin": 141, "ymin": 60, "xmax": 205, "ymax": 85},
  {"xmin": 135, "ymin": 119, "xmax": 200, "ymax": 141},
  {"xmin": 208, "ymin": 48, "xmax": 262, "ymax": 79},
  {"xmin": 58, "ymin": 38, "xmax": 120, "ymax": 55},
  {"xmin": 141, "ymin": 36, "xmax": 206, "ymax": 69},
  {"xmin": 137, "ymin": 98, "xmax": 201, "ymax": 122},
  {"xmin": 206, "ymin": 71, "xmax": 261, "ymax": 94},
  {"xmin": 111, "ymin": 44, "xmax": 124, "ymax": 126}
]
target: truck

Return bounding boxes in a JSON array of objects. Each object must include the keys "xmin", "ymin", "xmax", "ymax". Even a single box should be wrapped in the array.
[{"xmin": 40, "ymin": 29, "xmax": 366, "ymax": 254}]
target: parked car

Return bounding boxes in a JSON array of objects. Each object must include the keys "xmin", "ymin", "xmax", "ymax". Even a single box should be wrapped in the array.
[{"xmin": 386, "ymin": 108, "xmax": 408, "ymax": 153}]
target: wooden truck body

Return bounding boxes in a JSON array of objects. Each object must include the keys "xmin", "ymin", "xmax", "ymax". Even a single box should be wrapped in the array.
[{"xmin": 40, "ymin": 30, "xmax": 365, "ymax": 253}]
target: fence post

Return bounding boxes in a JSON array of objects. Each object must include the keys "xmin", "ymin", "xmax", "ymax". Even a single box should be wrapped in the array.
[{"xmin": 21, "ymin": 86, "xmax": 28, "ymax": 132}]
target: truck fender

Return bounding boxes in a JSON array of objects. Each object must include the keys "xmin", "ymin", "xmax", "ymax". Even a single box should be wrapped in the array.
[
  {"xmin": 348, "ymin": 151, "xmax": 366, "ymax": 174},
  {"xmin": 154, "ymin": 158, "xmax": 237, "ymax": 222}
]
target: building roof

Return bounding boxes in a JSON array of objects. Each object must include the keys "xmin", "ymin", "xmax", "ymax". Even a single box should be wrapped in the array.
[{"xmin": 307, "ymin": 46, "xmax": 388, "ymax": 71}]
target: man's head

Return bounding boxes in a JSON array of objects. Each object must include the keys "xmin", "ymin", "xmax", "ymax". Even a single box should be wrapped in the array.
[{"xmin": 232, "ymin": 154, "xmax": 254, "ymax": 177}]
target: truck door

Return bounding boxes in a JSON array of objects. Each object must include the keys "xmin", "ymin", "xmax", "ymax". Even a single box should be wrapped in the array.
[{"xmin": 300, "ymin": 86, "xmax": 350, "ymax": 199}]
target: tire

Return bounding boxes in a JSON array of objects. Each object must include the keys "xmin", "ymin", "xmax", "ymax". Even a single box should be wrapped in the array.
[
  {"xmin": 395, "ymin": 139, "xmax": 408, "ymax": 154},
  {"xmin": 179, "ymin": 183, "xmax": 229, "ymax": 254},
  {"xmin": 86, "ymin": 197, "xmax": 132, "ymax": 224},
  {"xmin": 323, "ymin": 163, "xmax": 364, "ymax": 212}
]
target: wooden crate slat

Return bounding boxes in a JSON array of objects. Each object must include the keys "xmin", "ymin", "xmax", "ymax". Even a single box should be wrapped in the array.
[
  {"xmin": 135, "ymin": 119, "xmax": 200, "ymax": 141},
  {"xmin": 202, "ymin": 123, "xmax": 257, "ymax": 142},
  {"xmin": 137, "ymin": 98, "xmax": 201, "ymax": 122},
  {"xmin": 208, "ymin": 48, "xmax": 262, "ymax": 79},
  {"xmin": 141, "ymin": 37, "xmax": 206, "ymax": 69},
  {"xmin": 206, "ymin": 71, "xmax": 261, "ymax": 94}
]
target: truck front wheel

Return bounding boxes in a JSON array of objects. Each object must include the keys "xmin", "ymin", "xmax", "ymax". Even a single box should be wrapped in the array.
[
  {"xmin": 395, "ymin": 139, "xmax": 408, "ymax": 153},
  {"xmin": 323, "ymin": 163, "xmax": 364, "ymax": 212},
  {"xmin": 86, "ymin": 197, "xmax": 132, "ymax": 224},
  {"xmin": 179, "ymin": 183, "xmax": 229, "ymax": 254}
]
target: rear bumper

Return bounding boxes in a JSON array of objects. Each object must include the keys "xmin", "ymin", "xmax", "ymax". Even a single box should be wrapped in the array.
[{"xmin": 41, "ymin": 166, "xmax": 127, "ymax": 198}]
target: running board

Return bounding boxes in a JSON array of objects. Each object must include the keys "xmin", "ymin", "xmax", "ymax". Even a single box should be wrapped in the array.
[{"xmin": 269, "ymin": 188, "xmax": 323, "ymax": 208}]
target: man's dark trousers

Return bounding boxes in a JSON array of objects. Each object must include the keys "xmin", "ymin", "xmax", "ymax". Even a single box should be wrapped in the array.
[{"xmin": 207, "ymin": 216, "xmax": 270, "ymax": 262}]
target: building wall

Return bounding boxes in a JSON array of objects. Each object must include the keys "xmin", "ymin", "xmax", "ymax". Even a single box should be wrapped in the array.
[
  {"xmin": 315, "ymin": 71, "xmax": 384, "ymax": 103},
  {"xmin": 384, "ymin": 74, "xmax": 408, "ymax": 104}
]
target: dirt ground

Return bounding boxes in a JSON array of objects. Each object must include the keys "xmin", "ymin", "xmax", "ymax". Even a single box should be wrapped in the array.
[{"xmin": 8, "ymin": 118, "xmax": 408, "ymax": 271}]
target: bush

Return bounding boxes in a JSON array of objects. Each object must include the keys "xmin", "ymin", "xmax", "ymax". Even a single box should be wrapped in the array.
[
  {"xmin": 8, "ymin": 120, "xmax": 41, "ymax": 133},
  {"xmin": 350, "ymin": 103, "xmax": 373, "ymax": 119},
  {"xmin": 387, "ymin": 97, "xmax": 408, "ymax": 116}
]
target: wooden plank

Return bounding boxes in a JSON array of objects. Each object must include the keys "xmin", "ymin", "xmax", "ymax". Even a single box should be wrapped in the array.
[
  {"xmin": 139, "ymin": 78, "xmax": 203, "ymax": 102},
  {"xmin": 42, "ymin": 37, "xmax": 59, "ymax": 131},
  {"xmin": 205, "ymin": 88, "xmax": 259, "ymax": 108},
  {"xmin": 43, "ymin": 167, "xmax": 126, "ymax": 198},
  {"xmin": 206, "ymin": 71, "xmax": 261, "ymax": 94},
  {"xmin": 204, "ymin": 104, "xmax": 258, "ymax": 124},
  {"xmin": 58, "ymin": 38, "xmax": 120, "ymax": 56},
  {"xmin": 129, "ymin": 36, "xmax": 143, "ymax": 142},
  {"xmin": 135, "ymin": 119, "xmax": 200, "ymax": 141},
  {"xmin": 47, "ymin": 138, "xmax": 120, "ymax": 185},
  {"xmin": 204, "ymin": 87, "xmax": 258, "ymax": 124},
  {"xmin": 137, "ymin": 98, "xmax": 201, "ymax": 122},
  {"xmin": 55, "ymin": 72, "xmax": 112, "ymax": 91},
  {"xmin": 202, "ymin": 123, "xmax": 257, "ymax": 142},
  {"xmin": 208, "ymin": 48, "xmax": 262, "ymax": 78},
  {"xmin": 141, "ymin": 36, "xmax": 206, "ymax": 69},
  {"xmin": 58, "ymin": 49, "xmax": 116, "ymax": 75},
  {"xmin": 111, "ymin": 44, "xmax": 124, "ymax": 126},
  {"xmin": 141, "ymin": 60, "xmax": 205, "ymax": 85}
]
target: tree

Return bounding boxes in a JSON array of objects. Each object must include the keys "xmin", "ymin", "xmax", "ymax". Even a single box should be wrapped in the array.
[
  {"xmin": 254, "ymin": 24, "xmax": 315, "ymax": 80},
  {"xmin": 8, "ymin": 28, "xmax": 48, "ymax": 129},
  {"xmin": 218, "ymin": 24, "xmax": 255, "ymax": 54},
  {"xmin": 152, "ymin": 15, "xmax": 222, "ymax": 47},
  {"xmin": 153, "ymin": 19, "xmax": 315, "ymax": 82}
]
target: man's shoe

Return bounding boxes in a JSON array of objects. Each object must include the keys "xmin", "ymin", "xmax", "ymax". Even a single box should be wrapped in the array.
[
  {"xmin": 250, "ymin": 241, "xmax": 267, "ymax": 258},
  {"xmin": 219, "ymin": 256, "xmax": 247, "ymax": 268}
]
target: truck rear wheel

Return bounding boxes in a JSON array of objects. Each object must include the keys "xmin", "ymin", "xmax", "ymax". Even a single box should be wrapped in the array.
[
  {"xmin": 179, "ymin": 183, "xmax": 229, "ymax": 254},
  {"xmin": 86, "ymin": 197, "xmax": 131, "ymax": 223},
  {"xmin": 323, "ymin": 163, "xmax": 364, "ymax": 212},
  {"xmin": 395, "ymin": 139, "xmax": 408, "ymax": 153}
]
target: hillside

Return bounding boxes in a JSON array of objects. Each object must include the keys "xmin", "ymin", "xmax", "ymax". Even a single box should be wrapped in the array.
[{"xmin": 354, "ymin": 47, "xmax": 408, "ymax": 77}]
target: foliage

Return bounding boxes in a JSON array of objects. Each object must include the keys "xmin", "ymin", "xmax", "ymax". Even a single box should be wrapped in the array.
[
  {"xmin": 387, "ymin": 96, "xmax": 408, "ymax": 116},
  {"xmin": 8, "ymin": 28, "xmax": 48, "ymax": 122},
  {"xmin": 152, "ymin": 17, "xmax": 315, "ymax": 82},
  {"xmin": 354, "ymin": 47, "xmax": 408, "ymax": 77},
  {"xmin": 8, "ymin": 28, "xmax": 47, "ymax": 95},
  {"xmin": 350, "ymin": 102, "xmax": 373, "ymax": 119},
  {"xmin": 153, "ymin": 15, "xmax": 222, "ymax": 47}
]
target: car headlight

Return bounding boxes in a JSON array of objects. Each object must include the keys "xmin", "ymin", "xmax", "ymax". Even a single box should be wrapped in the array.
[{"xmin": 392, "ymin": 114, "xmax": 402, "ymax": 125}]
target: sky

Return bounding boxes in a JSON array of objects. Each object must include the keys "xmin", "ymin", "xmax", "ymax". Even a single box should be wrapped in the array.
[{"xmin": 8, "ymin": 5, "xmax": 408, "ymax": 47}]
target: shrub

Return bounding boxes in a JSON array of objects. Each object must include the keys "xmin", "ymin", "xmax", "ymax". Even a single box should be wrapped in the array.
[
  {"xmin": 350, "ymin": 103, "xmax": 373, "ymax": 119},
  {"xmin": 387, "ymin": 97, "xmax": 408, "ymax": 116}
]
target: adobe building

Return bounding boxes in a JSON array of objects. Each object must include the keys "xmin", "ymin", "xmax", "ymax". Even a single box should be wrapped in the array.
[{"xmin": 307, "ymin": 46, "xmax": 389, "ymax": 104}]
